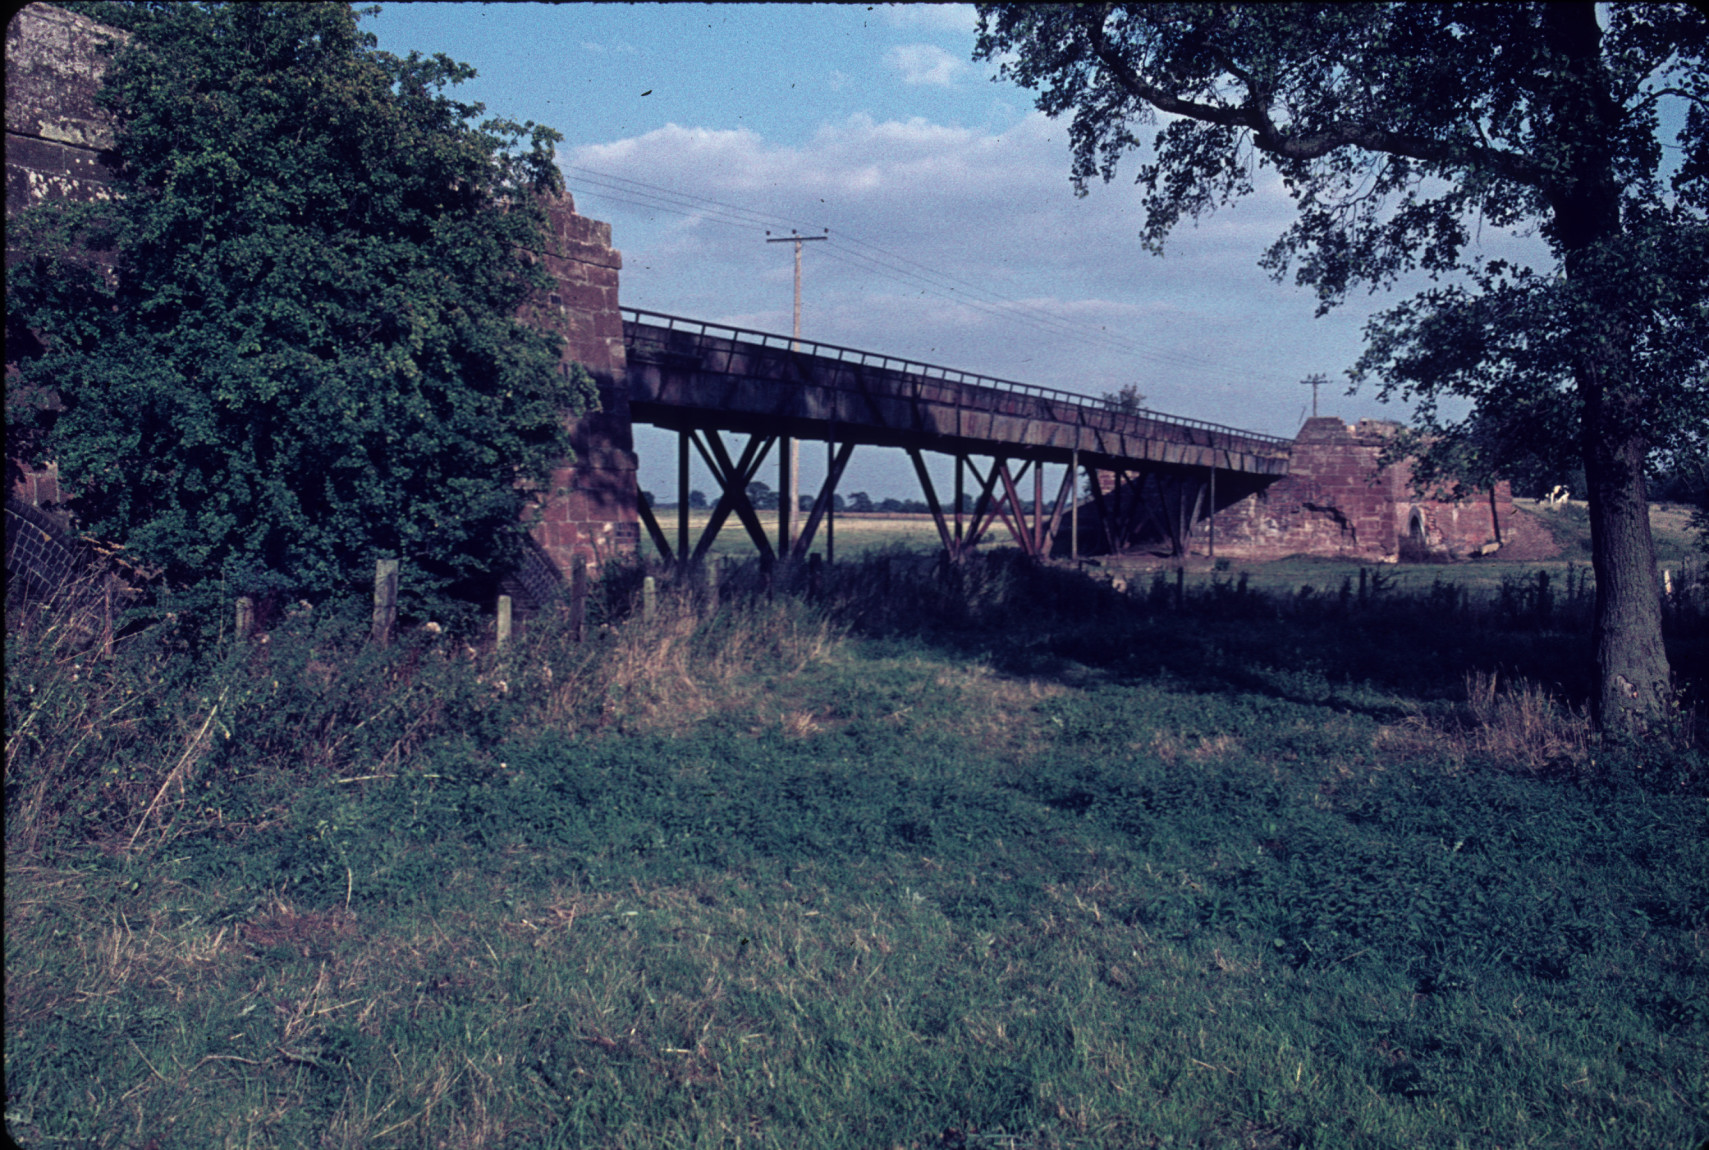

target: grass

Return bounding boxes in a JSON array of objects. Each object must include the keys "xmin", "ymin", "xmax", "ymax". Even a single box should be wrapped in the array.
[
  {"xmin": 641, "ymin": 509, "xmax": 947, "ymax": 563},
  {"xmin": 6, "ymin": 551, "xmax": 1708, "ymax": 1148}
]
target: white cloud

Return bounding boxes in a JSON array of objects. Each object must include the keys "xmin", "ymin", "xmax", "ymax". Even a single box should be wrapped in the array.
[
  {"xmin": 879, "ymin": 4, "xmax": 978, "ymax": 34},
  {"xmin": 887, "ymin": 43, "xmax": 964, "ymax": 87},
  {"xmin": 566, "ymin": 109, "xmax": 1538, "ymax": 437},
  {"xmin": 578, "ymin": 40, "xmax": 637, "ymax": 55}
]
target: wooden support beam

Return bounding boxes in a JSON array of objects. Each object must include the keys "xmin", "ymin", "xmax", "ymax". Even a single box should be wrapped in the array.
[
  {"xmin": 686, "ymin": 428, "xmax": 752, "ymax": 564},
  {"xmin": 826, "ymin": 428, "xmax": 837, "ymax": 564},
  {"xmin": 1208, "ymin": 464, "xmax": 1216, "ymax": 559},
  {"xmin": 778, "ymin": 433, "xmax": 793, "ymax": 560},
  {"xmin": 907, "ymin": 447, "xmax": 958, "ymax": 557},
  {"xmin": 636, "ymin": 490, "xmax": 674, "ymax": 565},
  {"xmin": 1088, "ymin": 466, "xmax": 1117, "ymax": 554},
  {"xmin": 954, "ymin": 455, "xmax": 965, "ymax": 546},
  {"xmin": 994, "ymin": 459, "xmax": 1037, "ymax": 557},
  {"xmin": 689, "ymin": 431, "xmax": 776, "ymax": 568},
  {"xmin": 792, "ymin": 441, "xmax": 856, "ymax": 561},
  {"xmin": 1071, "ymin": 449, "xmax": 1079, "ymax": 561},
  {"xmin": 1186, "ymin": 476, "xmax": 1207, "ymax": 558},
  {"xmin": 1033, "ymin": 461, "xmax": 1045, "ymax": 555},
  {"xmin": 962, "ymin": 456, "xmax": 1008, "ymax": 550},
  {"xmin": 677, "ymin": 431, "xmax": 691, "ymax": 570},
  {"xmin": 703, "ymin": 430, "xmax": 778, "ymax": 567},
  {"xmin": 1040, "ymin": 462, "xmax": 1077, "ymax": 557}
]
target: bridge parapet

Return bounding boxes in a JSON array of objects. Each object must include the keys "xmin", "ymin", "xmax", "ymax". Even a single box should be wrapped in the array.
[{"xmin": 624, "ymin": 309, "xmax": 1290, "ymax": 476}]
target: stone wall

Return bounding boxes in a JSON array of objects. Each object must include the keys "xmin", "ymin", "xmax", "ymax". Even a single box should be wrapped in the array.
[
  {"xmin": 519, "ymin": 193, "xmax": 639, "ymax": 576},
  {"xmin": 4, "ymin": 2, "xmax": 124, "ymax": 215},
  {"xmin": 1201, "ymin": 417, "xmax": 1515, "ymax": 563}
]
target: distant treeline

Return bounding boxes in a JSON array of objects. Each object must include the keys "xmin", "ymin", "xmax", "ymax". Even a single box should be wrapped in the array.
[{"xmin": 641, "ymin": 483, "xmax": 967, "ymax": 515}]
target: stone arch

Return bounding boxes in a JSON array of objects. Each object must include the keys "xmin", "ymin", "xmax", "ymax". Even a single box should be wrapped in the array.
[{"xmin": 1399, "ymin": 506, "xmax": 1432, "ymax": 562}]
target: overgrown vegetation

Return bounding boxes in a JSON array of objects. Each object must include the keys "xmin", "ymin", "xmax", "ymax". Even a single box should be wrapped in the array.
[
  {"xmin": 6, "ymin": 2, "xmax": 591, "ymax": 615},
  {"xmin": 6, "ymin": 553, "xmax": 1706, "ymax": 1148}
]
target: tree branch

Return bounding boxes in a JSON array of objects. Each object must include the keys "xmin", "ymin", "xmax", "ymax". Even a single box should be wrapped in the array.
[{"xmin": 1078, "ymin": 7, "xmax": 1544, "ymax": 187}]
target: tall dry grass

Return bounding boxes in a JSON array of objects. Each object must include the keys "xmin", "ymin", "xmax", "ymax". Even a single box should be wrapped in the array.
[
  {"xmin": 1461, "ymin": 669, "xmax": 1592, "ymax": 774},
  {"xmin": 5, "ymin": 564, "xmax": 846, "ymax": 855}
]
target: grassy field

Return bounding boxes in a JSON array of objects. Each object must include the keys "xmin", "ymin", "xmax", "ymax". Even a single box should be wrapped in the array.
[
  {"xmin": 641, "ymin": 508, "xmax": 948, "ymax": 563},
  {"xmin": 6, "ymin": 546, "xmax": 1707, "ymax": 1149},
  {"xmin": 645, "ymin": 501, "xmax": 1703, "ymax": 586}
]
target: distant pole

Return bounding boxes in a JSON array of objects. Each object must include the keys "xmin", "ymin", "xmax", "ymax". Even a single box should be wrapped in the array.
[
  {"xmin": 766, "ymin": 229, "xmax": 827, "ymax": 546},
  {"xmin": 1301, "ymin": 373, "xmax": 1328, "ymax": 420}
]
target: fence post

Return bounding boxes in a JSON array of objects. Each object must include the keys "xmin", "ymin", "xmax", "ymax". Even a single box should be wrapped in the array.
[
  {"xmin": 642, "ymin": 575, "xmax": 657, "ymax": 624},
  {"xmin": 235, "ymin": 595, "xmax": 254, "ymax": 641},
  {"xmin": 372, "ymin": 559, "xmax": 399, "ymax": 645},
  {"xmin": 705, "ymin": 557, "xmax": 720, "ymax": 609},
  {"xmin": 496, "ymin": 594, "xmax": 512, "ymax": 649},
  {"xmin": 570, "ymin": 555, "xmax": 588, "ymax": 642}
]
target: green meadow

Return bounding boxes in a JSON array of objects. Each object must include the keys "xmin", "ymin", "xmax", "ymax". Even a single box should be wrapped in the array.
[{"xmin": 6, "ymin": 526, "xmax": 1706, "ymax": 1147}]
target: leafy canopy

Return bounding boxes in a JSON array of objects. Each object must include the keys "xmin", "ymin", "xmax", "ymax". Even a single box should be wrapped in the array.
[
  {"xmin": 974, "ymin": 3, "xmax": 1707, "ymax": 484},
  {"xmin": 976, "ymin": 3, "xmax": 1708, "ymax": 726},
  {"xmin": 7, "ymin": 2, "xmax": 598, "ymax": 610}
]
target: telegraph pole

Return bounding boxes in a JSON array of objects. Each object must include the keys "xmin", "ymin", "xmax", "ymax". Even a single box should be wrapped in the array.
[
  {"xmin": 766, "ymin": 229, "xmax": 827, "ymax": 555},
  {"xmin": 1301, "ymin": 373, "xmax": 1328, "ymax": 420}
]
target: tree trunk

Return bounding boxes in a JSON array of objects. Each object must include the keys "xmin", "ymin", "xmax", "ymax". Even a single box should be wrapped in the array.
[
  {"xmin": 1544, "ymin": 3, "xmax": 1673, "ymax": 732},
  {"xmin": 1582, "ymin": 415, "xmax": 1671, "ymax": 728}
]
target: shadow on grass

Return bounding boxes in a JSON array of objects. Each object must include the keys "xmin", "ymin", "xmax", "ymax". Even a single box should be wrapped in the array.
[{"xmin": 798, "ymin": 548, "xmax": 1700, "ymax": 724}]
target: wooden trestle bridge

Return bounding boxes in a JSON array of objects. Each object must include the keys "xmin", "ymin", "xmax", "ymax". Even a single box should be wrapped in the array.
[{"xmin": 622, "ymin": 308, "xmax": 1291, "ymax": 567}]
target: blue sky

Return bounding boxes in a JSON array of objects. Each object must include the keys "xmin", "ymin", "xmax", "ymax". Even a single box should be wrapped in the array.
[{"xmin": 364, "ymin": 3, "xmax": 1542, "ymax": 500}]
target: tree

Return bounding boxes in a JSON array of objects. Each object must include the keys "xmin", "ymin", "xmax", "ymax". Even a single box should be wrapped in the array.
[
  {"xmin": 976, "ymin": 3, "xmax": 1708, "ymax": 729},
  {"xmin": 6, "ymin": 2, "xmax": 597, "ymax": 611},
  {"xmin": 1101, "ymin": 383, "xmax": 1147, "ymax": 415},
  {"xmin": 745, "ymin": 480, "xmax": 777, "ymax": 510}
]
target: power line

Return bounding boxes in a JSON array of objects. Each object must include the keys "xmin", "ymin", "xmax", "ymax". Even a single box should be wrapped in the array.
[
  {"xmin": 566, "ymin": 164, "xmax": 1192, "ymax": 365},
  {"xmin": 561, "ymin": 163, "xmax": 1302, "ymax": 391}
]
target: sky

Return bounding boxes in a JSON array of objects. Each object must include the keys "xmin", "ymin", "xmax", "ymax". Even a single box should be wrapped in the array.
[{"xmin": 364, "ymin": 2, "xmax": 1547, "ymax": 501}]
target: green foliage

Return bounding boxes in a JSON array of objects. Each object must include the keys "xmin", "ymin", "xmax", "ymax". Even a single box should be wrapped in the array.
[
  {"xmin": 1100, "ymin": 382, "xmax": 1146, "ymax": 415},
  {"xmin": 6, "ymin": 2, "xmax": 596, "ymax": 609}
]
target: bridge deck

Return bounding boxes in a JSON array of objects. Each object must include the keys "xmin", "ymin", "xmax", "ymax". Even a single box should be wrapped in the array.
[{"xmin": 623, "ymin": 309, "xmax": 1290, "ymax": 476}]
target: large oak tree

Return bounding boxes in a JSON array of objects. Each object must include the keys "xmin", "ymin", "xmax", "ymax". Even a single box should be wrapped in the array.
[
  {"xmin": 976, "ymin": 3, "xmax": 1707, "ymax": 730},
  {"xmin": 7, "ymin": 2, "xmax": 597, "ymax": 613}
]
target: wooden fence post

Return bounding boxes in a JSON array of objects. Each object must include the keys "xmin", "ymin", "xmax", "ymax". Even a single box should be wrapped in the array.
[
  {"xmin": 235, "ymin": 595, "xmax": 254, "ymax": 641},
  {"xmin": 705, "ymin": 557, "xmax": 719, "ymax": 609},
  {"xmin": 496, "ymin": 594, "xmax": 512, "ymax": 649},
  {"xmin": 570, "ymin": 555, "xmax": 588, "ymax": 642},
  {"xmin": 642, "ymin": 575, "xmax": 657, "ymax": 624},
  {"xmin": 372, "ymin": 559, "xmax": 399, "ymax": 644}
]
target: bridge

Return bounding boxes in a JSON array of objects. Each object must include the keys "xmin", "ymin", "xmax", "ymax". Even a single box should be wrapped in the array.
[
  {"xmin": 7, "ymin": 5, "xmax": 1509, "ymax": 596},
  {"xmin": 620, "ymin": 308, "xmax": 1291, "ymax": 568}
]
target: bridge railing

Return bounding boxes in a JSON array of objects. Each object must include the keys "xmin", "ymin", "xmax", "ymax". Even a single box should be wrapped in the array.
[{"xmin": 622, "ymin": 308, "xmax": 1291, "ymax": 454}]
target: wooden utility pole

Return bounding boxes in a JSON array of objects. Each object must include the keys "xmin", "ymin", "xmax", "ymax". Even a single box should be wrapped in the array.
[
  {"xmin": 1301, "ymin": 373, "xmax": 1328, "ymax": 420},
  {"xmin": 766, "ymin": 229, "xmax": 827, "ymax": 556}
]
